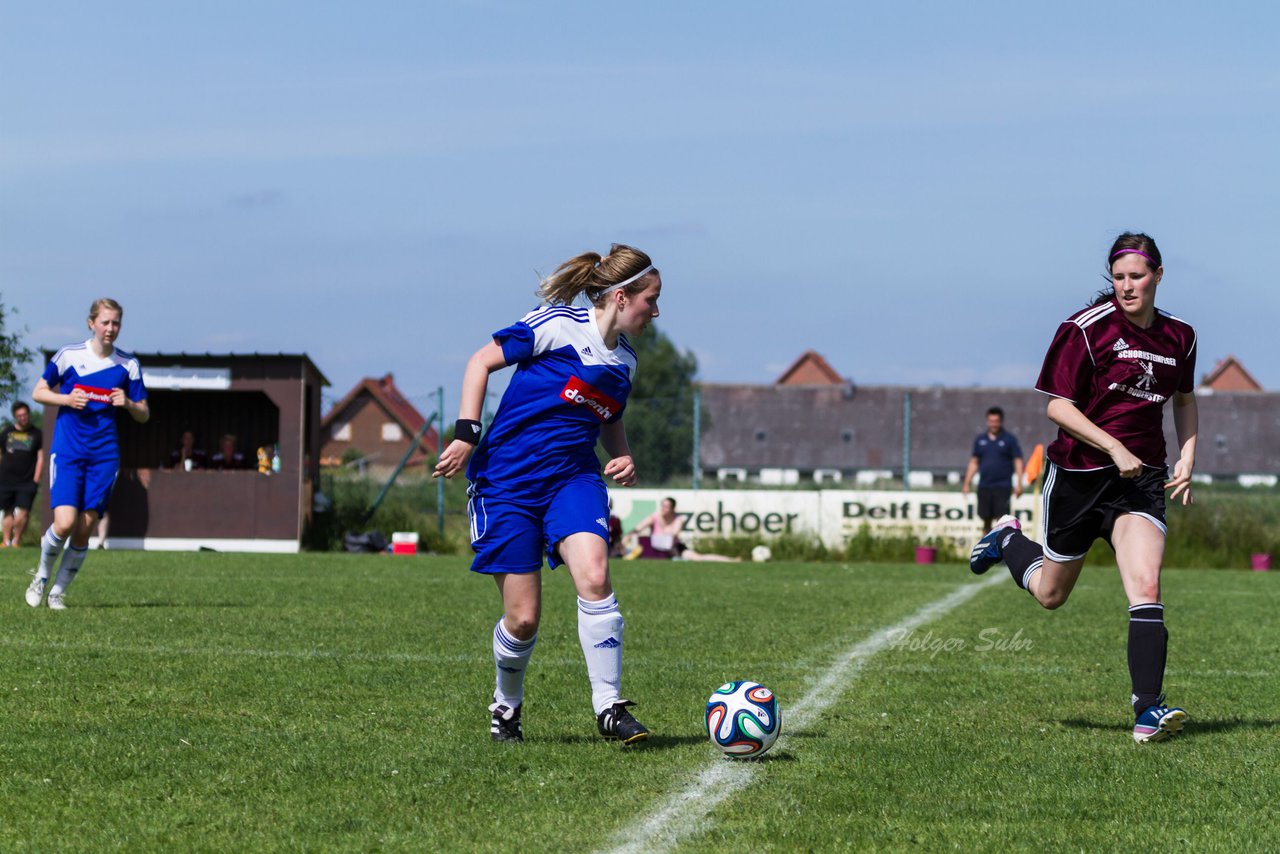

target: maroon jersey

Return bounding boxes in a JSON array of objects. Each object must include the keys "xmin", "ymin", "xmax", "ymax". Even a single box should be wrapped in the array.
[{"xmin": 1036, "ymin": 298, "xmax": 1197, "ymax": 470}]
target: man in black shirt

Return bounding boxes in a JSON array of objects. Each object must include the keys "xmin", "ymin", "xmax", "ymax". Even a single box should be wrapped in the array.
[{"xmin": 0, "ymin": 402, "xmax": 45, "ymax": 547}]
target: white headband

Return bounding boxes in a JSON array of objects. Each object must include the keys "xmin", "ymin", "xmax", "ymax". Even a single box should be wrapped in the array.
[{"xmin": 597, "ymin": 264, "xmax": 654, "ymax": 296}]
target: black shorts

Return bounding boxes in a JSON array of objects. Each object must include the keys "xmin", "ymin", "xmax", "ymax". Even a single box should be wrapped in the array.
[
  {"xmin": 0, "ymin": 480, "xmax": 39, "ymax": 513},
  {"xmin": 1041, "ymin": 462, "xmax": 1167, "ymax": 562},
  {"xmin": 976, "ymin": 487, "xmax": 1011, "ymax": 521}
]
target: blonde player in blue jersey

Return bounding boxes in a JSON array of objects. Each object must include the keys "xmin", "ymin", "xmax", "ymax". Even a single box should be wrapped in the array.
[
  {"xmin": 25, "ymin": 298, "xmax": 149, "ymax": 610},
  {"xmin": 434, "ymin": 244, "xmax": 659, "ymax": 744}
]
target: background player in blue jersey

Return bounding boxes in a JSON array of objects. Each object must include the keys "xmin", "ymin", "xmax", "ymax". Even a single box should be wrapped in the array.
[
  {"xmin": 25, "ymin": 298, "xmax": 149, "ymax": 610},
  {"xmin": 434, "ymin": 244, "xmax": 660, "ymax": 744}
]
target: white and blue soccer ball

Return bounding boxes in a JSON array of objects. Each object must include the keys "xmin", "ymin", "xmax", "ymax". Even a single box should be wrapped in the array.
[{"xmin": 705, "ymin": 680, "xmax": 781, "ymax": 758}]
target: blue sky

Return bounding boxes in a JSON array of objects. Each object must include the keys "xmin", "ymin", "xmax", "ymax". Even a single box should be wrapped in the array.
[{"xmin": 2, "ymin": 1, "xmax": 1277, "ymax": 415}]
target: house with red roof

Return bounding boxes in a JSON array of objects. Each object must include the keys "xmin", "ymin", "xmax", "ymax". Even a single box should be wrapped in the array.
[
  {"xmin": 775, "ymin": 350, "xmax": 845, "ymax": 386},
  {"xmin": 320, "ymin": 374, "xmax": 439, "ymax": 468},
  {"xmin": 1199, "ymin": 355, "xmax": 1264, "ymax": 393}
]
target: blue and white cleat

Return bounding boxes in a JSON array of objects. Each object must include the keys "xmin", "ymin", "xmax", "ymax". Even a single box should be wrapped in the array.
[
  {"xmin": 969, "ymin": 515, "xmax": 1021, "ymax": 575},
  {"xmin": 1133, "ymin": 700, "xmax": 1187, "ymax": 743}
]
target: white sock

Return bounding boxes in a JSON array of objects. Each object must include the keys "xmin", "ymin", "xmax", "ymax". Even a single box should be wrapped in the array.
[
  {"xmin": 38, "ymin": 528, "xmax": 67, "ymax": 581},
  {"xmin": 493, "ymin": 619, "xmax": 537, "ymax": 709},
  {"xmin": 50, "ymin": 545, "xmax": 88, "ymax": 596},
  {"xmin": 577, "ymin": 593, "xmax": 623, "ymax": 716}
]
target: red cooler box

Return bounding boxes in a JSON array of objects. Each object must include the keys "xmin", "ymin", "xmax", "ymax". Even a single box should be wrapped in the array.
[{"xmin": 392, "ymin": 532, "xmax": 419, "ymax": 556}]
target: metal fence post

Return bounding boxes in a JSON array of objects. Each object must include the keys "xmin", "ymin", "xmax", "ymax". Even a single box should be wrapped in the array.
[
  {"xmin": 902, "ymin": 391, "xmax": 912, "ymax": 491},
  {"xmin": 437, "ymin": 386, "xmax": 445, "ymax": 540},
  {"xmin": 691, "ymin": 387, "xmax": 701, "ymax": 490}
]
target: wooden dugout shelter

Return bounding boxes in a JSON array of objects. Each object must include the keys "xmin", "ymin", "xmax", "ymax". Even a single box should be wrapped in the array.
[{"xmin": 39, "ymin": 352, "xmax": 329, "ymax": 553}]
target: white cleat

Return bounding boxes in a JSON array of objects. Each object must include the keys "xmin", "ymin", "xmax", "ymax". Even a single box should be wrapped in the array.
[
  {"xmin": 25, "ymin": 576, "xmax": 46, "ymax": 608},
  {"xmin": 46, "ymin": 590, "xmax": 67, "ymax": 611}
]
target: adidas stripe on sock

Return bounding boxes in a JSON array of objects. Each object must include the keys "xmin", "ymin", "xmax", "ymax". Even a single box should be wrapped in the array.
[
  {"xmin": 1128, "ymin": 603, "xmax": 1168, "ymax": 715},
  {"xmin": 578, "ymin": 593, "xmax": 623, "ymax": 716},
  {"xmin": 1000, "ymin": 531, "xmax": 1045, "ymax": 590},
  {"xmin": 493, "ymin": 619, "xmax": 537, "ymax": 709}
]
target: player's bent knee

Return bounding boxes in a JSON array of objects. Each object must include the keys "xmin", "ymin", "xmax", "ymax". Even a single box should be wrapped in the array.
[
  {"xmin": 504, "ymin": 614, "xmax": 540, "ymax": 639},
  {"xmin": 568, "ymin": 558, "xmax": 611, "ymax": 594},
  {"xmin": 577, "ymin": 577, "xmax": 612, "ymax": 601},
  {"xmin": 1037, "ymin": 588, "xmax": 1071, "ymax": 610}
]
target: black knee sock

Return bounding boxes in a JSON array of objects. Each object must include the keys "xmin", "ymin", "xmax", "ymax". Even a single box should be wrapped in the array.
[
  {"xmin": 1128, "ymin": 604, "xmax": 1168, "ymax": 715},
  {"xmin": 1001, "ymin": 531, "xmax": 1044, "ymax": 590}
]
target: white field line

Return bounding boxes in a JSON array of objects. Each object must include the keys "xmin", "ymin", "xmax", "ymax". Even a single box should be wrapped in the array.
[{"xmin": 602, "ymin": 573, "xmax": 1005, "ymax": 854}]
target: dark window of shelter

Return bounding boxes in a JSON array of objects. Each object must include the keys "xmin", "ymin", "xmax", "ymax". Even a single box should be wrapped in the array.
[{"xmin": 117, "ymin": 390, "xmax": 280, "ymax": 469}]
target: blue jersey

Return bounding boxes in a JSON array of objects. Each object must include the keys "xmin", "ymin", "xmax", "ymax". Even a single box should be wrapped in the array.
[
  {"xmin": 43, "ymin": 341, "xmax": 147, "ymax": 460},
  {"xmin": 467, "ymin": 306, "xmax": 637, "ymax": 501}
]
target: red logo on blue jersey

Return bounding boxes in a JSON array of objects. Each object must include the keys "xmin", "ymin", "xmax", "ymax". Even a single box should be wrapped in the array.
[
  {"xmin": 561, "ymin": 377, "xmax": 619, "ymax": 422},
  {"xmin": 73, "ymin": 383, "xmax": 114, "ymax": 403}
]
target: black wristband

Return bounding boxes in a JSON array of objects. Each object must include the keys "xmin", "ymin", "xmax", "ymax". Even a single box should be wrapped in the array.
[{"xmin": 455, "ymin": 419, "xmax": 483, "ymax": 445}]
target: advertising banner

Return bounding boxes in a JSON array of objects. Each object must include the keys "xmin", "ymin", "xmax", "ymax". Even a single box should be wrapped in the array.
[
  {"xmin": 611, "ymin": 490, "xmax": 819, "ymax": 541},
  {"xmin": 610, "ymin": 489, "xmax": 1038, "ymax": 550},
  {"xmin": 818, "ymin": 490, "xmax": 1038, "ymax": 550}
]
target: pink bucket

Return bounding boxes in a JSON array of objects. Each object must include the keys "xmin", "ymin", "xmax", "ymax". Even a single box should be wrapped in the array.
[
  {"xmin": 915, "ymin": 546, "xmax": 938, "ymax": 565},
  {"xmin": 1251, "ymin": 553, "xmax": 1272, "ymax": 572}
]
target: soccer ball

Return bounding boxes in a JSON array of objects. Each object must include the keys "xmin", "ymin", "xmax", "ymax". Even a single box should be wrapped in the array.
[
  {"xmin": 705, "ymin": 681, "xmax": 781, "ymax": 758},
  {"xmin": 751, "ymin": 545, "xmax": 772, "ymax": 563}
]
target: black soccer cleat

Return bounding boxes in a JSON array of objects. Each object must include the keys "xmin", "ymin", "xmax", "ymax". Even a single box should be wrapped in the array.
[
  {"xmin": 489, "ymin": 700, "xmax": 523, "ymax": 743},
  {"xmin": 597, "ymin": 699, "xmax": 650, "ymax": 745}
]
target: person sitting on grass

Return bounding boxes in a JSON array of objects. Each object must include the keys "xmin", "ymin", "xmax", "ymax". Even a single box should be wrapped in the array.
[{"xmin": 629, "ymin": 496, "xmax": 740, "ymax": 562}]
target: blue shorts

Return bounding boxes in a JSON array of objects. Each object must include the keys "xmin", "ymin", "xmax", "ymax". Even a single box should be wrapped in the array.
[
  {"xmin": 468, "ymin": 474, "xmax": 611, "ymax": 574},
  {"xmin": 49, "ymin": 453, "xmax": 118, "ymax": 516}
]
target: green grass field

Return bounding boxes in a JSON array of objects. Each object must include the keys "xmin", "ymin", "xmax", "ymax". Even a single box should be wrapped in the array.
[{"xmin": 2, "ymin": 550, "xmax": 1278, "ymax": 852}]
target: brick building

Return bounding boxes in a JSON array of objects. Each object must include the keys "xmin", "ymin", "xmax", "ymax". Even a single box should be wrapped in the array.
[
  {"xmin": 320, "ymin": 374, "xmax": 439, "ymax": 469},
  {"xmin": 698, "ymin": 352, "xmax": 1279, "ymax": 486}
]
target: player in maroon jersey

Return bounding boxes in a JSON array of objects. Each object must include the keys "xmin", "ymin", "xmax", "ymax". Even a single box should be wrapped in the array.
[{"xmin": 969, "ymin": 232, "xmax": 1198, "ymax": 743}]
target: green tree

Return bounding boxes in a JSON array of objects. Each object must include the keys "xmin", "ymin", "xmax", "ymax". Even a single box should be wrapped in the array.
[
  {"xmin": 614, "ymin": 323, "xmax": 701, "ymax": 483},
  {"xmin": 0, "ymin": 298, "xmax": 34, "ymax": 406}
]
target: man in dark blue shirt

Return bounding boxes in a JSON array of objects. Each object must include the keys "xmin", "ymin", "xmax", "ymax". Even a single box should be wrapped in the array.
[{"xmin": 961, "ymin": 406, "xmax": 1024, "ymax": 533}]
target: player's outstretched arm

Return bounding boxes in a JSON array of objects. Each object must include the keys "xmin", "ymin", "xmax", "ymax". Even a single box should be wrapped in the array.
[{"xmin": 433, "ymin": 341, "xmax": 507, "ymax": 480}]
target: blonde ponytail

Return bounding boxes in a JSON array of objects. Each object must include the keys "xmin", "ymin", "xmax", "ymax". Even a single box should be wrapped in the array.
[{"xmin": 536, "ymin": 244, "xmax": 656, "ymax": 306}]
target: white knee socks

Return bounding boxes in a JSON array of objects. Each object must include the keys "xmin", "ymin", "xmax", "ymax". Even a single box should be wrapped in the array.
[
  {"xmin": 37, "ymin": 528, "xmax": 67, "ymax": 581},
  {"xmin": 493, "ymin": 619, "xmax": 537, "ymax": 709},
  {"xmin": 50, "ymin": 545, "xmax": 89, "ymax": 596},
  {"xmin": 577, "ymin": 593, "xmax": 624, "ymax": 716}
]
